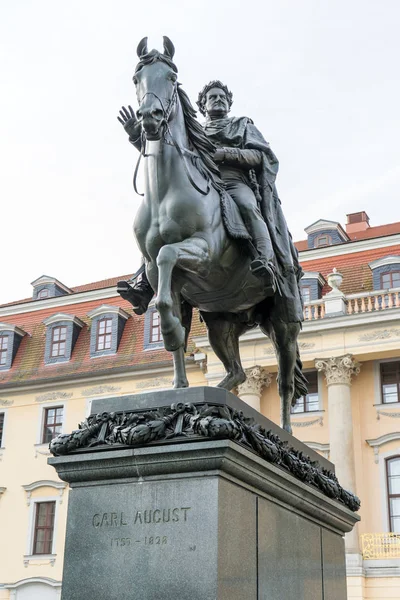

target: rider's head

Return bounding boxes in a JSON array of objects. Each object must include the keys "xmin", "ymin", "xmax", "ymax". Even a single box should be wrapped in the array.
[{"xmin": 197, "ymin": 81, "xmax": 233, "ymax": 118}]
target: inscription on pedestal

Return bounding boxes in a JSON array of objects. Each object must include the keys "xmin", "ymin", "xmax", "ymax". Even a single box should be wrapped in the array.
[{"xmin": 91, "ymin": 507, "xmax": 192, "ymax": 549}]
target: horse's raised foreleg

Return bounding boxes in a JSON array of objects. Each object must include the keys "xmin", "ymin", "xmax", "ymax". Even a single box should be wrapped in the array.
[
  {"xmin": 201, "ymin": 314, "xmax": 248, "ymax": 391},
  {"xmin": 261, "ymin": 319, "xmax": 302, "ymax": 434},
  {"xmin": 155, "ymin": 238, "xmax": 210, "ymax": 381}
]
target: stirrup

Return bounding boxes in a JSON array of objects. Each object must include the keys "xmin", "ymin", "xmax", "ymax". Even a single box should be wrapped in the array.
[{"xmin": 250, "ymin": 260, "xmax": 277, "ymax": 292}]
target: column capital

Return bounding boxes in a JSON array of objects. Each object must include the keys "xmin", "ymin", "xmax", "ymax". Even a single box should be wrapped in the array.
[
  {"xmin": 315, "ymin": 354, "xmax": 361, "ymax": 386},
  {"xmin": 237, "ymin": 366, "xmax": 272, "ymax": 397}
]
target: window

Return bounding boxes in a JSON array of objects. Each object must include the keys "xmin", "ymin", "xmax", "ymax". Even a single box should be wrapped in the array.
[
  {"xmin": 96, "ymin": 318, "xmax": 113, "ymax": 351},
  {"xmin": 291, "ymin": 371, "xmax": 319, "ymax": 413},
  {"xmin": 387, "ymin": 457, "xmax": 400, "ymax": 532},
  {"xmin": 314, "ymin": 234, "xmax": 332, "ymax": 248},
  {"xmin": 381, "ymin": 272, "xmax": 400, "ymax": 289},
  {"xmin": 150, "ymin": 311, "xmax": 162, "ymax": 343},
  {"xmin": 42, "ymin": 407, "xmax": 63, "ymax": 443},
  {"xmin": 0, "ymin": 412, "xmax": 4, "ymax": 446},
  {"xmin": 33, "ymin": 501, "xmax": 56, "ymax": 554},
  {"xmin": 381, "ymin": 361, "xmax": 400, "ymax": 404},
  {"xmin": 0, "ymin": 335, "xmax": 8, "ymax": 366},
  {"xmin": 50, "ymin": 326, "xmax": 67, "ymax": 358},
  {"xmin": 38, "ymin": 288, "xmax": 50, "ymax": 299},
  {"xmin": 301, "ymin": 286, "xmax": 311, "ymax": 303}
]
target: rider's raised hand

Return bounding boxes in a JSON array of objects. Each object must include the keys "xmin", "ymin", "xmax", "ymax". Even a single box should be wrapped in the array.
[{"xmin": 117, "ymin": 105, "xmax": 139, "ymax": 138}]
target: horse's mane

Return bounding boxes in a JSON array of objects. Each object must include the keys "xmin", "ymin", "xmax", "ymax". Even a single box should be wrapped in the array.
[{"xmin": 135, "ymin": 51, "xmax": 224, "ymax": 193}]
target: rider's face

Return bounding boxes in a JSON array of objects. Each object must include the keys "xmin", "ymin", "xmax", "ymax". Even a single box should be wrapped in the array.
[{"xmin": 205, "ymin": 87, "xmax": 230, "ymax": 118}]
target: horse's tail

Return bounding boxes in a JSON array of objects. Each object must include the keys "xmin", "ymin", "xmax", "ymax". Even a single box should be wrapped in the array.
[{"xmin": 292, "ymin": 343, "xmax": 309, "ymax": 406}]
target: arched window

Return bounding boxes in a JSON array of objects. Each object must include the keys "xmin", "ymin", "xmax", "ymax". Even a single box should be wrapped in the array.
[
  {"xmin": 387, "ymin": 457, "xmax": 400, "ymax": 532},
  {"xmin": 38, "ymin": 288, "xmax": 50, "ymax": 299}
]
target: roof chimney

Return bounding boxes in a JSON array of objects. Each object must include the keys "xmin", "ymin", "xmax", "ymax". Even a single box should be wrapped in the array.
[{"xmin": 346, "ymin": 211, "xmax": 370, "ymax": 234}]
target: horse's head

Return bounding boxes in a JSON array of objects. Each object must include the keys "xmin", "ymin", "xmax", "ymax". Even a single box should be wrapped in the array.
[{"xmin": 134, "ymin": 36, "xmax": 178, "ymax": 141}]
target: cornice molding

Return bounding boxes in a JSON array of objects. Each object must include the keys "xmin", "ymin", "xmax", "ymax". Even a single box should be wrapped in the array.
[
  {"xmin": 366, "ymin": 432, "xmax": 400, "ymax": 463},
  {"xmin": 22, "ymin": 480, "xmax": 67, "ymax": 505},
  {"xmin": 0, "ymin": 287, "xmax": 120, "ymax": 318},
  {"xmin": 299, "ymin": 233, "xmax": 400, "ymax": 262},
  {"xmin": 87, "ymin": 305, "xmax": 130, "ymax": 320},
  {"xmin": 0, "ymin": 323, "xmax": 26, "ymax": 337},
  {"xmin": 43, "ymin": 313, "xmax": 85, "ymax": 328},
  {"xmin": 302, "ymin": 271, "xmax": 326, "ymax": 286},
  {"xmin": 369, "ymin": 255, "xmax": 400, "ymax": 270}
]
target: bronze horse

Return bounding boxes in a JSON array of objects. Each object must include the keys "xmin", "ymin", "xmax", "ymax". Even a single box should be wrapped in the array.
[{"xmin": 121, "ymin": 37, "xmax": 307, "ymax": 432}]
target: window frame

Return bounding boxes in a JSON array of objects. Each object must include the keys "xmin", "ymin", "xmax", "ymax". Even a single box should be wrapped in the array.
[
  {"xmin": 24, "ymin": 489, "xmax": 63, "ymax": 560},
  {"xmin": 41, "ymin": 406, "xmax": 64, "ymax": 444},
  {"xmin": 386, "ymin": 456, "xmax": 400, "ymax": 533},
  {"xmin": 150, "ymin": 310, "xmax": 162, "ymax": 344},
  {"xmin": 0, "ymin": 334, "xmax": 9, "ymax": 366},
  {"xmin": 380, "ymin": 360, "xmax": 400, "ymax": 405},
  {"xmin": 301, "ymin": 285, "xmax": 312, "ymax": 304},
  {"xmin": 96, "ymin": 317, "xmax": 113, "ymax": 352},
  {"xmin": 314, "ymin": 234, "xmax": 332, "ymax": 248},
  {"xmin": 50, "ymin": 326, "xmax": 67, "ymax": 359},
  {"xmin": 381, "ymin": 271, "xmax": 400, "ymax": 290},
  {"xmin": 32, "ymin": 501, "xmax": 56, "ymax": 555},
  {"xmin": 291, "ymin": 370, "xmax": 321, "ymax": 414},
  {"xmin": 38, "ymin": 288, "xmax": 50, "ymax": 299}
]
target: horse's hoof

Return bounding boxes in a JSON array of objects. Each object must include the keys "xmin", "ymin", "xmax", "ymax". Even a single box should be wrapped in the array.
[
  {"xmin": 216, "ymin": 370, "xmax": 246, "ymax": 392},
  {"xmin": 173, "ymin": 379, "xmax": 189, "ymax": 389}
]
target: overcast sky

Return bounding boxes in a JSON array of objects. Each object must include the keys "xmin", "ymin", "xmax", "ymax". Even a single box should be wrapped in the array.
[{"xmin": 1, "ymin": 0, "xmax": 399, "ymax": 304}]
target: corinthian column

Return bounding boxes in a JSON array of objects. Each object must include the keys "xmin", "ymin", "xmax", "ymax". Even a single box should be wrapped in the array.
[
  {"xmin": 237, "ymin": 366, "xmax": 271, "ymax": 412},
  {"xmin": 315, "ymin": 354, "xmax": 360, "ymax": 554}
]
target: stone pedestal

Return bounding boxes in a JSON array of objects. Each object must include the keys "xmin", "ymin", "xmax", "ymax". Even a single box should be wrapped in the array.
[{"xmin": 49, "ymin": 388, "xmax": 359, "ymax": 600}]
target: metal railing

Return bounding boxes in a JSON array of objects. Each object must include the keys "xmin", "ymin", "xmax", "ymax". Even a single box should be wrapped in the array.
[{"xmin": 361, "ymin": 532, "xmax": 400, "ymax": 559}]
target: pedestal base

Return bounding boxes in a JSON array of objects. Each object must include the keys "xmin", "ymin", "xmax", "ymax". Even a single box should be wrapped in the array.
[{"xmin": 50, "ymin": 438, "xmax": 358, "ymax": 600}]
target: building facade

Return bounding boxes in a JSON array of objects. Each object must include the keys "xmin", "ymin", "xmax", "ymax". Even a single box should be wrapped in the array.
[{"xmin": 1, "ymin": 212, "xmax": 400, "ymax": 599}]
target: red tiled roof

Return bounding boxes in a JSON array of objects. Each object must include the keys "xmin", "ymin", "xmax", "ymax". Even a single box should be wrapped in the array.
[
  {"xmin": 294, "ymin": 221, "xmax": 400, "ymax": 251},
  {"xmin": 0, "ymin": 293, "xmax": 207, "ymax": 387},
  {"xmin": 301, "ymin": 244, "xmax": 400, "ymax": 295}
]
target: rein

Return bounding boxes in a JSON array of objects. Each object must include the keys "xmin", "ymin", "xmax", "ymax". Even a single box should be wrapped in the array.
[{"xmin": 133, "ymin": 85, "xmax": 210, "ymax": 197}]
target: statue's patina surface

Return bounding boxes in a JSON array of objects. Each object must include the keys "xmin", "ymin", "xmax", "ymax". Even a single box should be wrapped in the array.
[{"xmin": 117, "ymin": 37, "xmax": 306, "ymax": 432}]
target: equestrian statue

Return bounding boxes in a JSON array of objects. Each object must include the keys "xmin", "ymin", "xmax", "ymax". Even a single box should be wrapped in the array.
[{"xmin": 117, "ymin": 36, "xmax": 307, "ymax": 432}]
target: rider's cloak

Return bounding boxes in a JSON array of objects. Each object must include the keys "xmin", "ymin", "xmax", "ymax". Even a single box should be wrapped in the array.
[{"xmin": 204, "ymin": 116, "xmax": 304, "ymax": 324}]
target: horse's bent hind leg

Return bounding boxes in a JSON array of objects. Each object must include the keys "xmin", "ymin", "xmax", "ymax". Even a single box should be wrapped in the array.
[
  {"xmin": 202, "ymin": 314, "xmax": 247, "ymax": 391},
  {"xmin": 261, "ymin": 318, "xmax": 301, "ymax": 434}
]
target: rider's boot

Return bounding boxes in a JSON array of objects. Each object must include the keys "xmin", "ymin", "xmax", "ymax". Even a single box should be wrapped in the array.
[
  {"xmin": 117, "ymin": 269, "xmax": 154, "ymax": 315},
  {"xmin": 249, "ymin": 235, "xmax": 277, "ymax": 293}
]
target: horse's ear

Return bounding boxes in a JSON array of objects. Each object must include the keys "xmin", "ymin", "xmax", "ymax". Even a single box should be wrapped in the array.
[
  {"xmin": 137, "ymin": 37, "xmax": 148, "ymax": 58},
  {"xmin": 163, "ymin": 36, "xmax": 175, "ymax": 59}
]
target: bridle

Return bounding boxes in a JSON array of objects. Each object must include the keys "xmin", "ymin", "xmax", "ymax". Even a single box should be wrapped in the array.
[{"xmin": 133, "ymin": 82, "xmax": 210, "ymax": 197}]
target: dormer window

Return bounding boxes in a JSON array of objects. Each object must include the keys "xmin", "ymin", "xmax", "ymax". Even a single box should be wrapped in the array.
[
  {"xmin": 43, "ymin": 314, "xmax": 84, "ymax": 364},
  {"xmin": 300, "ymin": 272, "xmax": 326, "ymax": 302},
  {"xmin": 0, "ymin": 324, "xmax": 26, "ymax": 370},
  {"xmin": 88, "ymin": 305, "xmax": 129, "ymax": 357},
  {"xmin": 305, "ymin": 219, "xmax": 349, "ymax": 249},
  {"xmin": 314, "ymin": 234, "xmax": 332, "ymax": 248},
  {"xmin": 369, "ymin": 256, "xmax": 400, "ymax": 291},
  {"xmin": 31, "ymin": 275, "xmax": 72, "ymax": 301}
]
